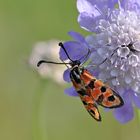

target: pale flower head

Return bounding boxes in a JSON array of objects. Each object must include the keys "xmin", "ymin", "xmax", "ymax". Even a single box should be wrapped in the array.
[{"xmin": 29, "ymin": 40, "xmax": 65, "ymax": 84}]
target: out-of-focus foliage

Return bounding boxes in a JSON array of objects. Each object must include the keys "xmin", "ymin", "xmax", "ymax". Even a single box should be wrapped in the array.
[{"xmin": 0, "ymin": 0, "xmax": 140, "ymax": 140}]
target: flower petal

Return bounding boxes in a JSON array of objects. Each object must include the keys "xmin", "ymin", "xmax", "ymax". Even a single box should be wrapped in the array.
[
  {"xmin": 120, "ymin": 0, "xmax": 140, "ymax": 11},
  {"xmin": 128, "ymin": 54, "xmax": 138, "ymax": 67},
  {"xmin": 117, "ymin": 47, "xmax": 130, "ymax": 58},
  {"xmin": 59, "ymin": 41, "xmax": 88, "ymax": 61},
  {"xmin": 68, "ymin": 31, "xmax": 85, "ymax": 43},
  {"xmin": 133, "ymin": 41, "xmax": 140, "ymax": 51},
  {"xmin": 77, "ymin": 0, "xmax": 100, "ymax": 14},
  {"xmin": 78, "ymin": 12, "xmax": 101, "ymax": 32},
  {"xmin": 64, "ymin": 87, "xmax": 78, "ymax": 97},
  {"xmin": 90, "ymin": 51, "xmax": 106, "ymax": 65},
  {"xmin": 77, "ymin": 0, "xmax": 118, "ymax": 14},
  {"xmin": 132, "ymin": 92, "xmax": 140, "ymax": 108},
  {"xmin": 113, "ymin": 92, "xmax": 134, "ymax": 123},
  {"xmin": 86, "ymin": 66, "xmax": 100, "ymax": 77},
  {"xmin": 63, "ymin": 69, "xmax": 71, "ymax": 82}
]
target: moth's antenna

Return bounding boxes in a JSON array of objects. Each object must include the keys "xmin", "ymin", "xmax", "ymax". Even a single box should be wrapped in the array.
[
  {"xmin": 37, "ymin": 42, "xmax": 73, "ymax": 68},
  {"xmin": 37, "ymin": 60, "xmax": 70, "ymax": 67},
  {"xmin": 61, "ymin": 59, "xmax": 70, "ymax": 69},
  {"xmin": 79, "ymin": 48, "xmax": 91, "ymax": 65},
  {"xmin": 95, "ymin": 47, "xmax": 119, "ymax": 66},
  {"xmin": 59, "ymin": 42, "xmax": 74, "ymax": 62},
  {"xmin": 87, "ymin": 47, "xmax": 120, "ymax": 69}
]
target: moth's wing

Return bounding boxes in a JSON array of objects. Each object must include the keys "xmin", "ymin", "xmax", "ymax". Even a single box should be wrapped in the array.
[
  {"xmin": 85, "ymin": 79, "xmax": 124, "ymax": 109},
  {"xmin": 86, "ymin": 103, "xmax": 101, "ymax": 121},
  {"xmin": 79, "ymin": 93, "xmax": 101, "ymax": 121},
  {"xmin": 96, "ymin": 87, "xmax": 124, "ymax": 108}
]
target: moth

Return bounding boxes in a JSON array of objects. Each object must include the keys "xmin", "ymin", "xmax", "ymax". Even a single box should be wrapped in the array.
[{"xmin": 37, "ymin": 42, "xmax": 124, "ymax": 121}]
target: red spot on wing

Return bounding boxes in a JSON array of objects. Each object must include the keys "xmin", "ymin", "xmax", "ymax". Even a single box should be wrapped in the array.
[{"xmin": 91, "ymin": 88, "xmax": 102, "ymax": 100}]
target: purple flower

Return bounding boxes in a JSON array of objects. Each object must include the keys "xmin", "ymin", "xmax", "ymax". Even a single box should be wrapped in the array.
[
  {"xmin": 60, "ymin": 0, "xmax": 140, "ymax": 123},
  {"xmin": 77, "ymin": 0, "xmax": 118, "ymax": 32}
]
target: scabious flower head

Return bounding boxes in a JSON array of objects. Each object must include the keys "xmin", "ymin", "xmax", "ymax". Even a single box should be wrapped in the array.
[
  {"xmin": 60, "ymin": 0, "xmax": 140, "ymax": 123},
  {"xmin": 29, "ymin": 40, "xmax": 65, "ymax": 84}
]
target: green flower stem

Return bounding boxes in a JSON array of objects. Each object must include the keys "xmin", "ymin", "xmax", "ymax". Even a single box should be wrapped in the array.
[
  {"xmin": 32, "ymin": 79, "xmax": 48, "ymax": 140},
  {"xmin": 138, "ymin": 109, "xmax": 140, "ymax": 124}
]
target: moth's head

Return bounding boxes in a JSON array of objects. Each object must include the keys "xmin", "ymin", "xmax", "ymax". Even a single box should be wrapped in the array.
[{"xmin": 70, "ymin": 60, "xmax": 81, "ymax": 67}]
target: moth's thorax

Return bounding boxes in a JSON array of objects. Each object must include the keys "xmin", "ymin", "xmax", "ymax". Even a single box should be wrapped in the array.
[{"xmin": 70, "ymin": 65, "xmax": 84, "ymax": 84}]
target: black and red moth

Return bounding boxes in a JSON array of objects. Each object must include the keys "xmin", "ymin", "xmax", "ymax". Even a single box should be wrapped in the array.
[{"xmin": 37, "ymin": 42, "xmax": 124, "ymax": 121}]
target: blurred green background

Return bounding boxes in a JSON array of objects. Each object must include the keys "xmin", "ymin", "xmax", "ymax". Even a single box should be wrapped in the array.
[{"xmin": 0, "ymin": 0, "xmax": 140, "ymax": 140}]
